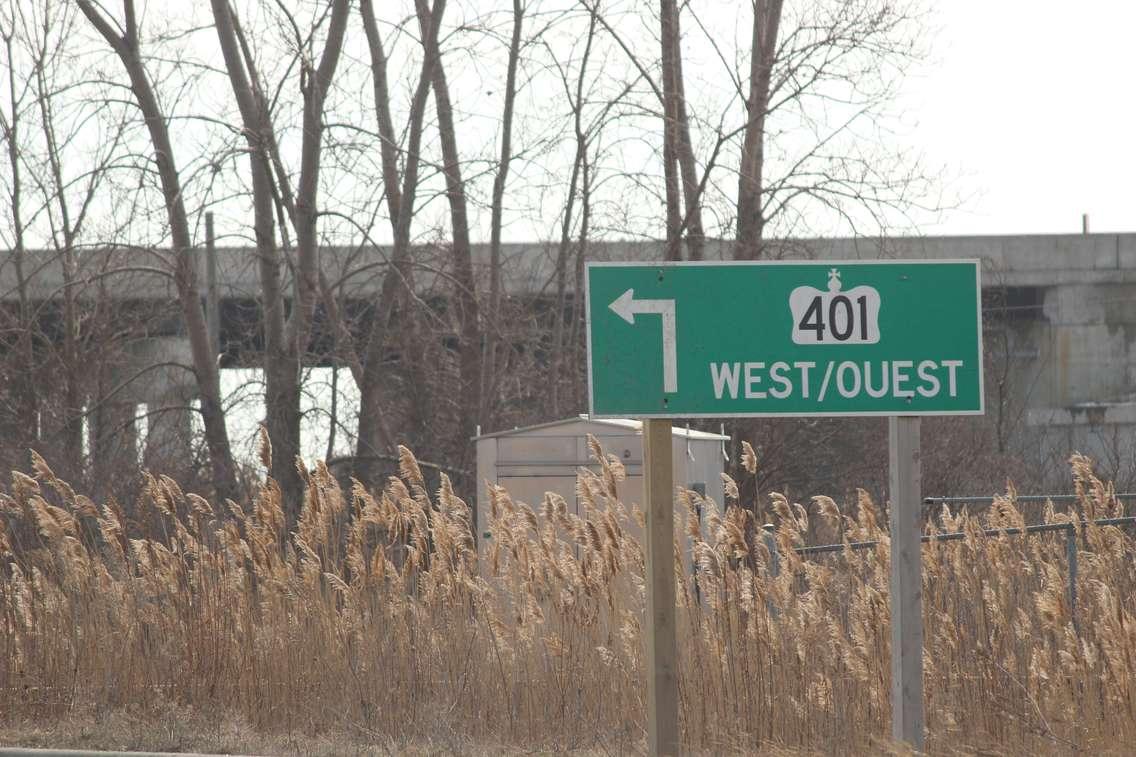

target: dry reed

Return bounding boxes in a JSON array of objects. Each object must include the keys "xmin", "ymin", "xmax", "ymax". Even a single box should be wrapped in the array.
[{"xmin": 1, "ymin": 440, "xmax": 1134, "ymax": 754}]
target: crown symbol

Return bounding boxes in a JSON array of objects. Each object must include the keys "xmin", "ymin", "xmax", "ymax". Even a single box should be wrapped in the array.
[{"xmin": 827, "ymin": 268, "xmax": 842, "ymax": 292}]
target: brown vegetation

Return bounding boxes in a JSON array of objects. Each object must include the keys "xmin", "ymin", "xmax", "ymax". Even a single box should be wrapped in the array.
[{"xmin": 1, "ymin": 440, "xmax": 1134, "ymax": 754}]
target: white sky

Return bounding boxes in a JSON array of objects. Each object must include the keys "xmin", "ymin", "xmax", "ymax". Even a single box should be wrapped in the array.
[{"xmin": 903, "ymin": 0, "xmax": 1136, "ymax": 235}]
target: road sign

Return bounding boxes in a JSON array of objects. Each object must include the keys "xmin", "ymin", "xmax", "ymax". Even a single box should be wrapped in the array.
[
  {"xmin": 589, "ymin": 260, "xmax": 974, "ymax": 753},
  {"xmin": 586, "ymin": 260, "xmax": 983, "ymax": 418}
]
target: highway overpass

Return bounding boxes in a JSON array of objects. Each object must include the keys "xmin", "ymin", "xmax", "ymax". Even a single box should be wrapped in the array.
[{"xmin": 3, "ymin": 233, "xmax": 1134, "ymax": 481}]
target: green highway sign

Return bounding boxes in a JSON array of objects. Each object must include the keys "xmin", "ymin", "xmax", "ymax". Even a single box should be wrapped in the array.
[{"xmin": 586, "ymin": 260, "xmax": 984, "ymax": 418}]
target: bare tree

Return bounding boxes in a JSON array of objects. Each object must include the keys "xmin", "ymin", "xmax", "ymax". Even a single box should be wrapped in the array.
[
  {"xmin": 32, "ymin": 6, "xmax": 134, "ymax": 482},
  {"xmin": 346, "ymin": 0, "xmax": 440, "ymax": 488},
  {"xmin": 548, "ymin": 7, "xmax": 597, "ymax": 416},
  {"xmin": 481, "ymin": 0, "xmax": 525, "ymax": 429},
  {"xmin": 415, "ymin": 0, "xmax": 481, "ymax": 471},
  {"xmin": 659, "ymin": 0, "xmax": 704, "ymax": 260},
  {"xmin": 209, "ymin": 0, "xmax": 350, "ymax": 519},
  {"xmin": 334, "ymin": 0, "xmax": 529, "ymax": 486},
  {"xmin": 582, "ymin": 1, "xmax": 933, "ymax": 254},
  {"xmin": 735, "ymin": 0, "xmax": 783, "ymax": 260},
  {"xmin": 734, "ymin": 1, "xmax": 938, "ymax": 254},
  {"xmin": 76, "ymin": 0, "xmax": 239, "ymax": 501},
  {"xmin": 0, "ymin": 0, "xmax": 136, "ymax": 489},
  {"xmin": 0, "ymin": 3, "xmax": 37, "ymax": 463}
]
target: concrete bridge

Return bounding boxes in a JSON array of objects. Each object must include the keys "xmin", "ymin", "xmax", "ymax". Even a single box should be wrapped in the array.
[
  {"xmin": 3, "ymin": 232, "xmax": 1134, "ymax": 480},
  {"xmin": 8, "ymin": 232, "xmax": 1133, "ymax": 298}
]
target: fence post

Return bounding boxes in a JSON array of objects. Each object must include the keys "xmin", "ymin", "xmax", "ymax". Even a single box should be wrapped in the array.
[
  {"xmin": 762, "ymin": 523, "xmax": 779, "ymax": 578},
  {"xmin": 762, "ymin": 523, "xmax": 780, "ymax": 620},
  {"xmin": 1066, "ymin": 523, "xmax": 1079, "ymax": 633}
]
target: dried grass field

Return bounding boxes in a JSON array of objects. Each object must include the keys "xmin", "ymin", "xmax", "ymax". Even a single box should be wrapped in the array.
[{"xmin": 1, "ymin": 438, "xmax": 1134, "ymax": 755}]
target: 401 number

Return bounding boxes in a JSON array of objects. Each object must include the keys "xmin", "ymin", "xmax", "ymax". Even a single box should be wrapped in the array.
[{"xmin": 797, "ymin": 295, "xmax": 870, "ymax": 342}]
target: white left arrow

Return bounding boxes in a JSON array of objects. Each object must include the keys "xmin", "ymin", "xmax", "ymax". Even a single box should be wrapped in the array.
[{"xmin": 609, "ymin": 288, "xmax": 678, "ymax": 393}]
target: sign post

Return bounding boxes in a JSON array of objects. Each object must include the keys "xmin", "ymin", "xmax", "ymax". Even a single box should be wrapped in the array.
[
  {"xmin": 643, "ymin": 418, "xmax": 679, "ymax": 756},
  {"xmin": 586, "ymin": 260, "xmax": 982, "ymax": 753},
  {"xmin": 889, "ymin": 415, "xmax": 924, "ymax": 750}
]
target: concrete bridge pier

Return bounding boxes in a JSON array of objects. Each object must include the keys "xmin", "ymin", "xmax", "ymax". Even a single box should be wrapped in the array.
[
  {"xmin": 1014, "ymin": 281, "xmax": 1136, "ymax": 488},
  {"xmin": 107, "ymin": 337, "xmax": 198, "ymax": 476},
  {"xmin": 88, "ymin": 398, "xmax": 139, "ymax": 483},
  {"xmin": 143, "ymin": 388, "xmax": 196, "ymax": 471}
]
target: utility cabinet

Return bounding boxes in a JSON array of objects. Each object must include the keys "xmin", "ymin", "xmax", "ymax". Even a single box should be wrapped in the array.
[{"xmin": 473, "ymin": 416, "xmax": 728, "ymax": 552}]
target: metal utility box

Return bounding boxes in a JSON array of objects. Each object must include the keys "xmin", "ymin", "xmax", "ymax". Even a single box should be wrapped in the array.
[{"xmin": 473, "ymin": 416, "xmax": 728, "ymax": 549}]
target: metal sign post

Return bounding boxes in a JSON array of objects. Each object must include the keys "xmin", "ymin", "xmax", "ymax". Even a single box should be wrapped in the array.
[
  {"xmin": 889, "ymin": 416, "xmax": 924, "ymax": 749},
  {"xmin": 585, "ymin": 260, "xmax": 981, "ymax": 753},
  {"xmin": 643, "ymin": 418, "xmax": 679, "ymax": 756}
]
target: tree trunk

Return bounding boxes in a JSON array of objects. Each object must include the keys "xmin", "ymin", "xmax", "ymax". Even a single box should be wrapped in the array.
[
  {"xmin": 731, "ymin": 0, "xmax": 784, "ymax": 499},
  {"xmin": 37, "ymin": 55, "xmax": 85, "ymax": 481},
  {"xmin": 568, "ymin": 146, "xmax": 591, "ymax": 410},
  {"xmin": 483, "ymin": 0, "xmax": 524, "ymax": 429},
  {"xmin": 211, "ymin": 0, "xmax": 349, "ymax": 520},
  {"xmin": 735, "ymin": 0, "xmax": 783, "ymax": 261},
  {"xmin": 211, "ymin": 0, "xmax": 291, "ymax": 503},
  {"xmin": 666, "ymin": 3, "xmax": 704, "ymax": 261},
  {"xmin": 1, "ymin": 31, "xmax": 38, "ymax": 456},
  {"xmin": 417, "ymin": 0, "xmax": 481, "ymax": 469},
  {"xmin": 351, "ymin": 0, "xmax": 440, "ymax": 488},
  {"xmin": 59, "ymin": 249, "xmax": 83, "ymax": 480},
  {"xmin": 551, "ymin": 140, "xmax": 584, "ymax": 417},
  {"xmin": 551, "ymin": 11, "xmax": 596, "ymax": 416},
  {"xmin": 659, "ymin": 0, "xmax": 684, "ymax": 261}
]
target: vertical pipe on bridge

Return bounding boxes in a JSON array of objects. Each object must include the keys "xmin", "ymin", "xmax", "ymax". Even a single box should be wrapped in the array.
[{"xmin": 205, "ymin": 212, "xmax": 220, "ymax": 358}]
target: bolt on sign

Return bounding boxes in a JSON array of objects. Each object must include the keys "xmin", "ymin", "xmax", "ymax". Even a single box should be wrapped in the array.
[{"xmin": 586, "ymin": 261, "xmax": 983, "ymax": 418}]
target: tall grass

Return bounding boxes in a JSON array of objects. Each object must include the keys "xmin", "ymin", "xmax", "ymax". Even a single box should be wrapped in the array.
[{"xmin": 1, "ymin": 437, "xmax": 1134, "ymax": 754}]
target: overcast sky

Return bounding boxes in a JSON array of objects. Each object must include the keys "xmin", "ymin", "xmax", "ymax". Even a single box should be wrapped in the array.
[{"xmin": 905, "ymin": 0, "xmax": 1134, "ymax": 236}]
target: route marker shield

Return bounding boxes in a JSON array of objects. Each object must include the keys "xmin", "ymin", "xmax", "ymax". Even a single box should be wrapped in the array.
[{"xmin": 585, "ymin": 260, "xmax": 983, "ymax": 418}]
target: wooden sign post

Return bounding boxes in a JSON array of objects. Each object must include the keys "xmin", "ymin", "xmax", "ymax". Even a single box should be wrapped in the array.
[
  {"xmin": 643, "ymin": 418, "xmax": 679, "ymax": 756},
  {"xmin": 889, "ymin": 416, "xmax": 924, "ymax": 749}
]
